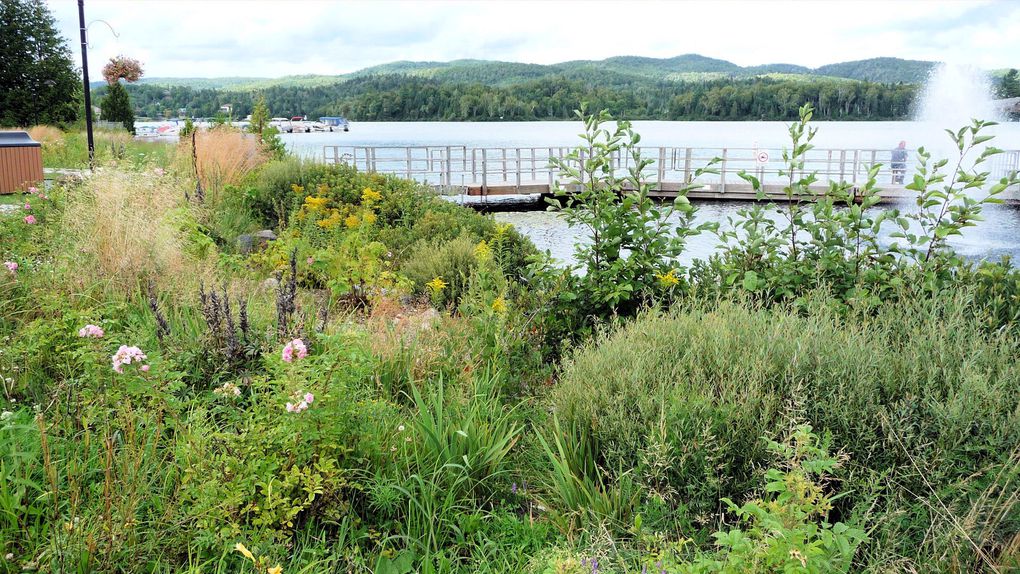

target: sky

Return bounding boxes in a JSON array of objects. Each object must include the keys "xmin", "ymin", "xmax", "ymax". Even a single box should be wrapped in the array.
[{"xmin": 47, "ymin": 0, "xmax": 1020, "ymax": 80}]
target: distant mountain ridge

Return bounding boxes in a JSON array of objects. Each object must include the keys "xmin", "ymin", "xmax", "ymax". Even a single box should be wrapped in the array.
[{"xmin": 126, "ymin": 54, "xmax": 952, "ymax": 91}]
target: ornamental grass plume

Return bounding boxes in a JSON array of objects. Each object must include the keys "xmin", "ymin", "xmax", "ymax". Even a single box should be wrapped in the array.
[
  {"xmin": 60, "ymin": 169, "xmax": 216, "ymax": 294},
  {"xmin": 180, "ymin": 127, "xmax": 266, "ymax": 196}
]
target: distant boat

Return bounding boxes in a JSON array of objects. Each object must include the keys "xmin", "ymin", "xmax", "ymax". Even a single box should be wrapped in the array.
[{"xmin": 318, "ymin": 116, "xmax": 350, "ymax": 132}]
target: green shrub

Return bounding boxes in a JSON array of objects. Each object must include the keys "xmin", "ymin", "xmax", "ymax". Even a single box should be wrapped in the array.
[
  {"xmin": 401, "ymin": 235, "xmax": 479, "ymax": 306},
  {"xmin": 550, "ymin": 292, "xmax": 1020, "ymax": 569}
]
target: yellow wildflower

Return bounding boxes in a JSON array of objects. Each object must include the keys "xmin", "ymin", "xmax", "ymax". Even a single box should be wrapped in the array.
[
  {"xmin": 474, "ymin": 240, "xmax": 492, "ymax": 262},
  {"xmin": 267, "ymin": 566, "xmax": 283, "ymax": 574},
  {"xmin": 317, "ymin": 183, "xmax": 329, "ymax": 195},
  {"xmin": 491, "ymin": 296, "xmax": 507, "ymax": 314},
  {"xmin": 235, "ymin": 542, "xmax": 255, "ymax": 563},
  {"xmin": 426, "ymin": 276, "xmax": 447, "ymax": 294},
  {"xmin": 291, "ymin": 184, "xmax": 304, "ymax": 195},
  {"xmin": 362, "ymin": 211, "xmax": 377, "ymax": 225},
  {"xmin": 655, "ymin": 269, "xmax": 680, "ymax": 287},
  {"xmin": 361, "ymin": 187, "xmax": 382, "ymax": 204},
  {"xmin": 344, "ymin": 214, "xmax": 360, "ymax": 229},
  {"xmin": 303, "ymin": 196, "xmax": 330, "ymax": 212},
  {"xmin": 494, "ymin": 223, "xmax": 512, "ymax": 237}
]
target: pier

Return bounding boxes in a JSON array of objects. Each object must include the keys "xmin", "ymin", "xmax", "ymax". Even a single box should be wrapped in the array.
[{"xmin": 323, "ymin": 144, "xmax": 1020, "ymax": 203}]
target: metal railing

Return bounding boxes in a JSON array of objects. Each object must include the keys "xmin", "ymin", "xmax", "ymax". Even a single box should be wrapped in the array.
[{"xmin": 323, "ymin": 145, "xmax": 1020, "ymax": 197}]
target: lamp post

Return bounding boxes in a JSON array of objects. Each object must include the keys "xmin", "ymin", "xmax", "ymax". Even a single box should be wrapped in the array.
[{"xmin": 77, "ymin": 0, "xmax": 94, "ymax": 169}]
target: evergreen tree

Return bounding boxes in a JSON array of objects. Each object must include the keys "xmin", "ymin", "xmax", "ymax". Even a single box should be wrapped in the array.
[
  {"xmin": 0, "ymin": 0, "xmax": 81, "ymax": 127},
  {"xmin": 999, "ymin": 69, "xmax": 1020, "ymax": 99},
  {"xmin": 101, "ymin": 82, "xmax": 135, "ymax": 134}
]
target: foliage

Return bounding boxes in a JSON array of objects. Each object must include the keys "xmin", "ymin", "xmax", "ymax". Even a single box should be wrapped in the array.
[
  {"xmin": 2, "ymin": 101, "xmax": 1020, "ymax": 574},
  {"xmin": 996, "ymin": 68, "xmax": 1020, "ymax": 99},
  {"xmin": 109, "ymin": 73, "xmax": 918, "ymax": 122},
  {"xmin": 534, "ymin": 106, "xmax": 715, "ymax": 339},
  {"xmin": 100, "ymin": 82, "xmax": 136, "ymax": 134},
  {"xmin": 550, "ymin": 295, "xmax": 1020, "ymax": 569},
  {"xmin": 686, "ymin": 425, "xmax": 867, "ymax": 573},
  {"xmin": 0, "ymin": 0, "xmax": 81, "ymax": 127}
]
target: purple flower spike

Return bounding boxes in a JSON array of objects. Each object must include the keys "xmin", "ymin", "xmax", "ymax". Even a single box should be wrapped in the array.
[{"xmin": 511, "ymin": 482, "xmax": 518, "ymax": 495}]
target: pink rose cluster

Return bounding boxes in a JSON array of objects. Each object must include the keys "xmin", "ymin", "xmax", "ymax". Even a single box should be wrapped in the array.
[
  {"xmin": 285, "ymin": 391, "xmax": 315, "ymax": 413},
  {"xmin": 281, "ymin": 338, "xmax": 308, "ymax": 363},
  {"xmin": 4, "ymin": 261, "xmax": 16, "ymax": 274},
  {"xmin": 78, "ymin": 324, "xmax": 105, "ymax": 338},
  {"xmin": 111, "ymin": 345, "xmax": 149, "ymax": 374}
]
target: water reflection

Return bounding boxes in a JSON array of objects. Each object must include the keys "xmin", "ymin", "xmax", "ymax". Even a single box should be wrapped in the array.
[{"xmin": 493, "ymin": 200, "xmax": 1020, "ymax": 267}]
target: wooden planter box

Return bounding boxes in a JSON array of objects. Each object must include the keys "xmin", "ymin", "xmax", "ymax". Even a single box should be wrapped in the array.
[{"xmin": 0, "ymin": 131, "xmax": 43, "ymax": 194}]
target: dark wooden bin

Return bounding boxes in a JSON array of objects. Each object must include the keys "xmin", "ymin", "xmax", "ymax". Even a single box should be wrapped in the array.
[{"xmin": 0, "ymin": 131, "xmax": 44, "ymax": 194}]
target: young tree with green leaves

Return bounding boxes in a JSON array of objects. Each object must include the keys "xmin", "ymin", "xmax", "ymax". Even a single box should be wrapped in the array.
[{"xmin": 0, "ymin": 0, "xmax": 81, "ymax": 127}]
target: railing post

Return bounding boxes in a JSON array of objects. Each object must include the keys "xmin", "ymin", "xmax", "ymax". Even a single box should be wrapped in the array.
[
  {"xmin": 481, "ymin": 148, "xmax": 488, "ymax": 196},
  {"xmin": 684, "ymin": 148, "xmax": 692, "ymax": 183},
  {"xmin": 502, "ymin": 148, "xmax": 508, "ymax": 182},
  {"xmin": 657, "ymin": 147, "xmax": 666, "ymax": 189},
  {"xmin": 406, "ymin": 147, "xmax": 412, "ymax": 180},
  {"xmin": 721, "ymin": 148, "xmax": 728, "ymax": 193},
  {"xmin": 515, "ymin": 147, "xmax": 521, "ymax": 192},
  {"xmin": 445, "ymin": 146, "xmax": 452, "ymax": 188}
]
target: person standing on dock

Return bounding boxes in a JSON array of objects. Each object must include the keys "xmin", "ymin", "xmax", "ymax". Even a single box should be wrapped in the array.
[{"xmin": 891, "ymin": 140, "xmax": 908, "ymax": 184}]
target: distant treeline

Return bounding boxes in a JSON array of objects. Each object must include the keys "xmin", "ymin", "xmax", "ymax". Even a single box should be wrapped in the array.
[{"xmin": 101, "ymin": 74, "xmax": 919, "ymax": 121}]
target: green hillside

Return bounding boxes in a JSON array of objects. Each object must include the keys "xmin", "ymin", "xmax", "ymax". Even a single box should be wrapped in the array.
[
  {"xmin": 129, "ymin": 54, "xmax": 959, "ymax": 92},
  {"xmin": 814, "ymin": 57, "xmax": 935, "ymax": 84}
]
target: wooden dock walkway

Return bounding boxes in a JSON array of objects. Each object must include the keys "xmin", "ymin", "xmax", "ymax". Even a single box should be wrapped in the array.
[{"xmin": 323, "ymin": 145, "xmax": 1020, "ymax": 203}]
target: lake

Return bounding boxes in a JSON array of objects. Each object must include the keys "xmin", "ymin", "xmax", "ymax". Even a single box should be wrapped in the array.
[
  {"xmin": 134, "ymin": 120, "xmax": 1020, "ymax": 263},
  {"xmin": 279, "ymin": 120, "xmax": 1020, "ymax": 264}
]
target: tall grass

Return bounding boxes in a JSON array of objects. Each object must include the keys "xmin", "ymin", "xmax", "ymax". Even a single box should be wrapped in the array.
[
  {"xmin": 58, "ymin": 169, "xmax": 215, "ymax": 294},
  {"xmin": 550, "ymin": 291, "xmax": 1020, "ymax": 570},
  {"xmin": 182, "ymin": 128, "xmax": 266, "ymax": 197}
]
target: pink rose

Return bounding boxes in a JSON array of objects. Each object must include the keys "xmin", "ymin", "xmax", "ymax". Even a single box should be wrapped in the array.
[
  {"xmin": 24, "ymin": 215, "xmax": 36, "ymax": 225},
  {"xmin": 141, "ymin": 364, "xmax": 150, "ymax": 372},
  {"xmin": 4, "ymin": 261, "xmax": 17, "ymax": 274},
  {"xmin": 24, "ymin": 203, "xmax": 31, "ymax": 211}
]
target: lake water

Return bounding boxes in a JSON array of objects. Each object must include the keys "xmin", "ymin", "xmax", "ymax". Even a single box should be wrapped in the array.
[
  {"xmin": 134, "ymin": 120, "xmax": 1020, "ymax": 263},
  {"xmin": 278, "ymin": 120, "xmax": 1020, "ymax": 264}
]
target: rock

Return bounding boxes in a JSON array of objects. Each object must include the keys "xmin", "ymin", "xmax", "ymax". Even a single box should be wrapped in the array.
[
  {"xmin": 238, "ymin": 230, "xmax": 278, "ymax": 255},
  {"xmin": 237, "ymin": 234, "xmax": 255, "ymax": 254}
]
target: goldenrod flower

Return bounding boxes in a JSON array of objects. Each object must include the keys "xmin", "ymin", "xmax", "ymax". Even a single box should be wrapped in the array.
[
  {"xmin": 491, "ymin": 296, "xmax": 507, "ymax": 314},
  {"xmin": 344, "ymin": 214, "xmax": 360, "ymax": 229},
  {"xmin": 361, "ymin": 187, "xmax": 382, "ymax": 204},
  {"xmin": 267, "ymin": 566, "xmax": 283, "ymax": 574},
  {"xmin": 494, "ymin": 223, "xmax": 512, "ymax": 237},
  {"xmin": 426, "ymin": 277, "xmax": 447, "ymax": 294},
  {"xmin": 474, "ymin": 240, "xmax": 492, "ymax": 262},
  {"xmin": 291, "ymin": 184, "xmax": 304, "ymax": 195},
  {"xmin": 303, "ymin": 196, "xmax": 329, "ymax": 212},
  {"xmin": 362, "ymin": 211, "xmax": 377, "ymax": 225},
  {"xmin": 235, "ymin": 542, "xmax": 255, "ymax": 563},
  {"xmin": 655, "ymin": 269, "xmax": 680, "ymax": 287}
]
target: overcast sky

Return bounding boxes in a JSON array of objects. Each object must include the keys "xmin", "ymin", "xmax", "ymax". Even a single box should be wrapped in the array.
[{"xmin": 48, "ymin": 0, "xmax": 1020, "ymax": 79}]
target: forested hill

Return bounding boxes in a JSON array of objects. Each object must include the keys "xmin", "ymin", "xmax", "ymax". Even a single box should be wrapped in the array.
[
  {"xmin": 122, "ymin": 54, "xmax": 939, "ymax": 91},
  {"xmin": 109, "ymin": 74, "xmax": 917, "ymax": 122}
]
